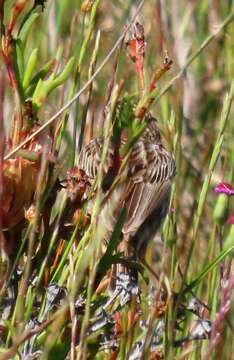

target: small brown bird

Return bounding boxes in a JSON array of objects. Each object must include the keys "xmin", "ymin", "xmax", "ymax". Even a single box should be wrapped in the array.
[{"xmin": 79, "ymin": 112, "xmax": 176, "ymax": 286}]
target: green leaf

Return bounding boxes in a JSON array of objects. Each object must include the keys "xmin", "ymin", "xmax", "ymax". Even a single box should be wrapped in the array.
[
  {"xmin": 23, "ymin": 48, "xmax": 39, "ymax": 90},
  {"xmin": 50, "ymin": 57, "xmax": 75, "ymax": 91},
  {"xmin": 13, "ymin": 39, "xmax": 24, "ymax": 86},
  {"xmin": 116, "ymin": 95, "xmax": 137, "ymax": 130},
  {"xmin": 213, "ymin": 193, "xmax": 229, "ymax": 223},
  {"xmin": 209, "ymin": 135, "xmax": 223, "ymax": 171},
  {"xmin": 32, "ymin": 57, "xmax": 75, "ymax": 108},
  {"xmin": 25, "ymin": 59, "xmax": 54, "ymax": 97},
  {"xmin": 18, "ymin": 13, "xmax": 40, "ymax": 45},
  {"xmin": 224, "ymin": 226, "xmax": 234, "ymax": 249},
  {"xmin": 46, "ymin": 341, "xmax": 70, "ymax": 360},
  {"xmin": 184, "ymin": 245, "xmax": 234, "ymax": 293}
]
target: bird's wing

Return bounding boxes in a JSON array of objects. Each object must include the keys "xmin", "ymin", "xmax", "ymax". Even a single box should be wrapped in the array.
[
  {"xmin": 122, "ymin": 141, "xmax": 176, "ymax": 235},
  {"xmin": 78, "ymin": 134, "xmax": 176, "ymax": 238},
  {"xmin": 78, "ymin": 137, "xmax": 114, "ymax": 179}
]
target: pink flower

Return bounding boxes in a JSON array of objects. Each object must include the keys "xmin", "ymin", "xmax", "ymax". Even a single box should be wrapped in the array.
[
  {"xmin": 228, "ymin": 214, "xmax": 234, "ymax": 225},
  {"xmin": 214, "ymin": 182, "xmax": 234, "ymax": 196}
]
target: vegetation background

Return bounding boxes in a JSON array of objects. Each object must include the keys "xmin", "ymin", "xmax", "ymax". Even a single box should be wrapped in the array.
[{"xmin": 0, "ymin": 0, "xmax": 234, "ymax": 359}]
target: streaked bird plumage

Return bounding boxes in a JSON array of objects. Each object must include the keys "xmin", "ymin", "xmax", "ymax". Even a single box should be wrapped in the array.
[{"xmin": 79, "ymin": 115, "xmax": 176, "ymax": 262}]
